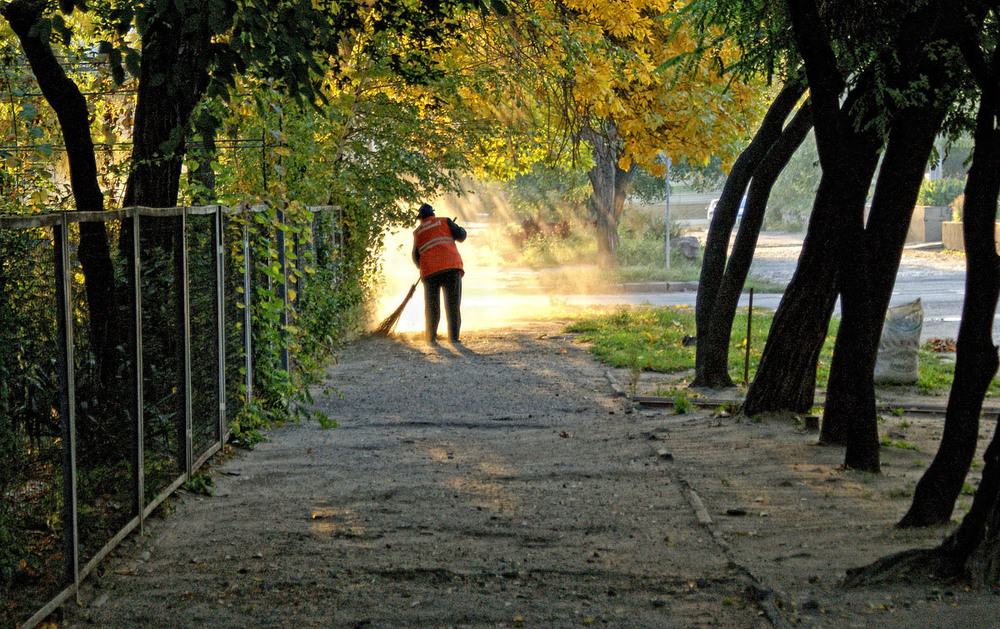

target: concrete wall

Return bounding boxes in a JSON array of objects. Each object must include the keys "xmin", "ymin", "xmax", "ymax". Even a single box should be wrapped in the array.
[
  {"xmin": 906, "ymin": 205, "xmax": 952, "ymax": 243},
  {"xmin": 941, "ymin": 220, "xmax": 1000, "ymax": 252},
  {"xmin": 941, "ymin": 221, "xmax": 963, "ymax": 250}
]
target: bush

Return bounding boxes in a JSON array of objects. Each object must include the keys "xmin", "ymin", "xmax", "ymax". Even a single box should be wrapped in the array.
[
  {"xmin": 918, "ymin": 177, "xmax": 966, "ymax": 207},
  {"xmin": 518, "ymin": 231, "xmax": 596, "ymax": 268}
]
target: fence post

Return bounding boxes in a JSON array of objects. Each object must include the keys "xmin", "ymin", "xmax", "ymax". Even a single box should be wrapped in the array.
[
  {"xmin": 242, "ymin": 213, "xmax": 253, "ymax": 404},
  {"xmin": 181, "ymin": 211, "xmax": 193, "ymax": 479},
  {"xmin": 293, "ymin": 221, "xmax": 302, "ymax": 312},
  {"xmin": 53, "ymin": 214, "xmax": 79, "ymax": 592},
  {"xmin": 215, "ymin": 206, "xmax": 227, "ymax": 443},
  {"xmin": 333, "ymin": 207, "xmax": 344, "ymax": 284},
  {"xmin": 132, "ymin": 211, "xmax": 146, "ymax": 530},
  {"xmin": 276, "ymin": 207, "xmax": 289, "ymax": 374}
]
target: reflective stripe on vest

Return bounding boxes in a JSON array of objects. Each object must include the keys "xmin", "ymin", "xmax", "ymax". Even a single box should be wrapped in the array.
[{"xmin": 414, "ymin": 216, "xmax": 463, "ymax": 278}]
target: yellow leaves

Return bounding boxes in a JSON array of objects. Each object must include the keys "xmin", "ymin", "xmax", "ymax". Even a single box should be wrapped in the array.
[
  {"xmin": 574, "ymin": 66, "xmax": 613, "ymax": 103},
  {"xmin": 559, "ymin": 0, "xmax": 678, "ymax": 40},
  {"xmin": 446, "ymin": 0, "xmax": 766, "ymax": 176}
]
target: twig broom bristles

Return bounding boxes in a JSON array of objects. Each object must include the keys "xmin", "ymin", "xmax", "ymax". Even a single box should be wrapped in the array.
[{"xmin": 374, "ymin": 278, "xmax": 420, "ymax": 336}]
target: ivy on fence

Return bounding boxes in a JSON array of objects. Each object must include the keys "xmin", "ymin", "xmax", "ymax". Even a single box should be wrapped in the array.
[{"xmin": 0, "ymin": 203, "xmax": 346, "ymax": 628}]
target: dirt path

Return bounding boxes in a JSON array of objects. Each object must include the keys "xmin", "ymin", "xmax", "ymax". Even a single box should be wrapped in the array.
[{"xmin": 62, "ymin": 322, "xmax": 1000, "ymax": 627}]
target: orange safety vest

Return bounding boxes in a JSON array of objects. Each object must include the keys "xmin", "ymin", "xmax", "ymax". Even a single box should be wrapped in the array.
[{"xmin": 414, "ymin": 216, "xmax": 464, "ymax": 279}]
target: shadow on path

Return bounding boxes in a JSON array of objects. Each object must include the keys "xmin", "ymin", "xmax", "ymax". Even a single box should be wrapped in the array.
[{"xmin": 61, "ymin": 324, "xmax": 763, "ymax": 627}]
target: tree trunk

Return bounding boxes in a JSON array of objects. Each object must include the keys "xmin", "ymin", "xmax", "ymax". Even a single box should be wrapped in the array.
[
  {"xmin": 2, "ymin": 0, "xmax": 119, "ymax": 388},
  {"xmin": 741, "ymin": 178, "xmax": 844, "ymax": 414},
  {"xmin": 822, "ymin": 5, "xmax": 1000, "ymax": 593},
  {"xmin": 123, "ymin": 11, "xmax": 212, "ymax": 211},
  {"xmin": 820, "ymin": 0, "xmax": 961, "ymax": 469},
  {"xmin": 806, "ymin": 2, "xmax": 1000, "ymax": 591},
  {"xmin": 699, "ymin": 103, "xmax": 812, "ymax": 388},
  {"xmin": 693, "ymin": 75, "xmax": 806, "ymax": 387},
  {"xmin": 746, "ymin": 0, "xmax": 883, "ymax": 419},
  {"xmin": 944, "ymin": 432, "xmax": 1000, "ymax": 586},
  {"xmin": 820, "ymin": 105, "xmax": 946, "ymax": 472},
  {"xmin": 742, "ymin": 98, "xmax": 881, "ymax": 416},
  {"xmin": 900, "ymin": 94, "xmax": 1000, "ymax": 527},
  {"xmin": 585, "ymin": 124, "xmax": 635, "ymax": 270}
]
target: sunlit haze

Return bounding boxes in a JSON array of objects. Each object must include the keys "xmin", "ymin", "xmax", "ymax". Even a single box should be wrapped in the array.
[
  {"xmin": 371, "ymin": 197, "xmax": 638, "ymax": 335},
  {"xmin": 374, "ymin": 223, "xmax": 576, "ymax": 334}
]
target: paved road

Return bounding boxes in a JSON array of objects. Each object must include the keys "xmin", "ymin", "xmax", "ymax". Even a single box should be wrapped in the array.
[
  {"xmin": 384, "ymin": 228, "xmax": 973, "ymax": 343},
  {"xmin": 544, "ymin": 232, "xmax": 971, "ymax": 343}
]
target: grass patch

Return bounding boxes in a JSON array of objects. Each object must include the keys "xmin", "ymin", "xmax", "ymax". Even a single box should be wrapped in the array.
[
  {"xmin": 611, "ymin": 262, "xmax": 701, "ymax": 284},
  {"xmin": 880, "ymin": 436, "xmax": 921, "ymax": 451},
  {"xmin": 566, "ymin": 306, "xmax": 963, "ymax": 396},
  {"xmin": 610, "ymin": 264, "xmax": 786, "ymax": 292},
  {"xmin": 565, "ymin": 305, "xmax": 783, "ymax": 383}
]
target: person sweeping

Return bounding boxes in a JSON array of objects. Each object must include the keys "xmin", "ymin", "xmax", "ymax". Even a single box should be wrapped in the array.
[{"xmin": 412, "ymin": 203, "xmax": 467, "ymax": 345}]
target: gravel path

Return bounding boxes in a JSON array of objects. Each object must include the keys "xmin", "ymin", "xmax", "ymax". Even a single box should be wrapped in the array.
[
  {"xmin": 51, "ymin": 234, "xmax": 996, "ymax": 628},
  {"xmin": 57, "ymin": 322, "xmax": 1000, "ymax": 628},
  {"xmin": 62, "ymin": 327, "xmax": 765, "ymax": 628}
]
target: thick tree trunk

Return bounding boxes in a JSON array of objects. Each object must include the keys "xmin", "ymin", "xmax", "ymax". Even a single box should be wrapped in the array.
[
  {"xmin": 699, "ymin": 103, "xmax": 812, "ymax": 388},
  {"xmin": 742, "ymin": 99, "xmax": 880, "ymax": 416},
  {"xmin": 741, "ymin": 179, "xmax": 846, "ymax": 414},
  {"xmin": 593, "ymin": 205, "xmax": 618, "ymax": 268},
  {"xmin": 123, "ymin": 11, "xmax": 212, "ymax": 211},
  {"xmin": 693, "ymin": 76, "xmax": 806, "ymax": 387},
  {"xmin": 819, "ymin": 0, "xmax": 960, "ymax": 469},
  {"xmin": 746, "ymin": 0, "xmax": 883, "ymax": 419},
  {"xmin": 2, "ymin": 0, "xmax": 119, "ymax": 388},
  {"xmin": 743, "ymin": 1, "xmax": 885, "ymax": 415},
  {"xmin": 900, "ymin": 95, "xmax": 1000, "ymax": 527},
  {"xmin": 585, "ymin": 125, "xmax": 635, "ymax": 270},
  {"xmin": 821, "ymin": 105, "xmax": 946, "ymax": 472},
  {"xmin": 943, "ymin": 432, "xmax": 1000, "ymax": 586}
]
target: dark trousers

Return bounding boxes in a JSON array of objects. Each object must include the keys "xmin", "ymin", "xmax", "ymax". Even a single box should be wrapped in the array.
[{"xmin": 423, "ymin": 268, "xmax": 462, "ymax": 341}]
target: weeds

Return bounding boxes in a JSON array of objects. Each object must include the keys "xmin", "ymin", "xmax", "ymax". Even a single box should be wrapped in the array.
[
  {"xmin": 567, "ymin": 307, "xmax": 962, "ymax": 396},
  {"xmin": 719, "ymin": 401, "xmax": 742, "ymax": 415},
  {"xmin": 673, "ymin": 393, "xmax": 692, "ymax": 414},
  {"xmin": 880, "ymin": 436, "xmax": 921, "ymax": 451},
  {"xmin": 182, "ymin": 472, "xmax": 215, "ymax": 496}
]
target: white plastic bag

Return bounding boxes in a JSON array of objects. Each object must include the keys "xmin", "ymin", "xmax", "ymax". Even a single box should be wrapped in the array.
[{"xmin": 873, "ymin": 298, "xmax": 923, "ymax": 385}]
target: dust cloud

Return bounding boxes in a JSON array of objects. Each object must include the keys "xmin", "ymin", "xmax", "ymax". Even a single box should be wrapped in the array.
[{"xmin": 372, "ymin": 209, "xmax": 620, "ymax": 336}]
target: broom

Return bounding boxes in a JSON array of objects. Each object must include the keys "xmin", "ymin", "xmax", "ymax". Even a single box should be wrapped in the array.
[{"xmin": 374, "ymin": 277, "xmax": 420, "ymax": 336}]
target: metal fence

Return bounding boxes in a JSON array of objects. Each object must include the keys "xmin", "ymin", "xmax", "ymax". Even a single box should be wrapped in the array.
[{"xmin": 0, "ymin": 204, "xmax": 342, "ymax": 629}]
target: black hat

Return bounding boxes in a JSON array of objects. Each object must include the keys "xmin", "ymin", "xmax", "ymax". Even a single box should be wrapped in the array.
[{"xmin": 418, "ymin": 203, "xmax": 435, "ymax": 217}]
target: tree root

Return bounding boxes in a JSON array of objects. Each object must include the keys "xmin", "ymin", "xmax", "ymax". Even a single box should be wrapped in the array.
[
  {"xmin": 844, "ymin": 547, "xmax": 960, "ymax": 587},
  {"xmin": 896, "ymin": 508, "xmax": 952, "ymax": 529}
]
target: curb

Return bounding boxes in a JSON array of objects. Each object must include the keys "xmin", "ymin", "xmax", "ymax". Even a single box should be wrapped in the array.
[
  {"xmin": 619, "ymin": 281, "xmax": 699, "ymax": 293},
  {"xmin": 633, "ymin": 394, "xmax": 1000, "ymax": 418}
]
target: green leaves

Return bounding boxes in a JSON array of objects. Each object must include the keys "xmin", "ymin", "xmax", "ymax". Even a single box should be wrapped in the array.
[{"xmin": 96, "ymin": 40, "xmax": 139, "ymax": 85}]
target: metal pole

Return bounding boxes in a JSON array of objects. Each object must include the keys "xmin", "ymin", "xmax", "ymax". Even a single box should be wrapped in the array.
[
  {"xmin": 664, "ymin": 156, "xmax": 672, "ymax": 269},
  {"xmin": 276, "ymin": 207, "xmax": 289, "ymax": 374},
  {"xmin": 132, "ymin": 212, "xmax": 145, "ymax": 528},
  {"xmin": 745, "ymin": 288, "xmax": 754, "ymax": 386},
  {"xmin": 215, "ymin": 207, "xmax": 226, "ymax": 443},
  {"xmin": 242, "ymin": 215, "xmax": 253, "ymax": 404},
  {"xmin": 181, "ymin": 212, "xmax": 193, "ymax": 480},
  {"xmin": 53, "ymin": 215, "xmax": 79, "ymax": 591}
]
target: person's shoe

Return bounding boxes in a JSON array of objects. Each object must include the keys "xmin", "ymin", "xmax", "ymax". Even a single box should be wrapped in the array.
[
  {"xmin": 427, "ymin": 335, "xmax": 439, "ymax": 346},
  {"xmin": 449, "ymin": 337, "xmax": 462, "ymax": 345}
]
